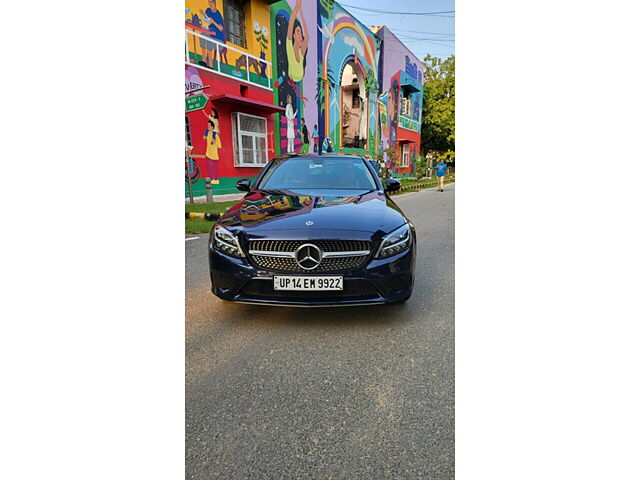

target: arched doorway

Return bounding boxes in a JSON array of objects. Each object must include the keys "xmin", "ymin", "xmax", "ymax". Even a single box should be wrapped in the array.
[{"xmin": 339, "ymin": 60, "xmax": 368, "ymax": 150}]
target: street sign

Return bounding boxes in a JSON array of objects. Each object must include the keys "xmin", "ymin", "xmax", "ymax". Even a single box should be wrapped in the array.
[{"xmin": 185, "ymin": 94, "xmax": 208, "ymax": 112}]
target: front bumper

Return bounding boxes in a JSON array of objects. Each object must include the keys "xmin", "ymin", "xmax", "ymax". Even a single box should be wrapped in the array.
[{"xmin": 208, "ymin": 244, "xmax": 415, "ymax": 306}]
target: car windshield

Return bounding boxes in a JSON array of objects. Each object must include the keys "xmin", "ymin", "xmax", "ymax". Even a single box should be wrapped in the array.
[{"xmin": 257, "ymin": 157, "xmax": 378, "ymax": 191}]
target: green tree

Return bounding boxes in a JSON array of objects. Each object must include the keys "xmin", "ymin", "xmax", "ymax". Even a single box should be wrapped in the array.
[{"xmin": 421, "ymin": 55, "xmax": 455, "ymax": 157}]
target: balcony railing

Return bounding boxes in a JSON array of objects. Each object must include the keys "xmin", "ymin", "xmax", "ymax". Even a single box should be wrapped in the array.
[
  {"xmin": 398, "ymin": 114, "xmax": 420, "ymax": 132},
  {"xmin": 185, "ymin": 27, "xmax": 272, "ymax": 91}
]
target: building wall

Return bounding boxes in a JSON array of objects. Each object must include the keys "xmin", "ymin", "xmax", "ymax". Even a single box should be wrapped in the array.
[
  {"xmin": 185, "ymin": 66, "xmax": 276, "ymax": 196},
  {"xmin": 185, "ymin": 0, "xmax": 279, "ymax": 196},
  {"xmin": 374, "ymin": 25, "xmax": 425, "ymax": 176}
]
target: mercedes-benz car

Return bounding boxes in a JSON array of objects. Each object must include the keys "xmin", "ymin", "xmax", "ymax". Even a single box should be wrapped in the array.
[{"xmin": 208, "ymin": 154, "xmax": 415, "ymax": 307}]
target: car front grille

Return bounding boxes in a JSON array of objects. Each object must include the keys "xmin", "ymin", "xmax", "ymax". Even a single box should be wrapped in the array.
[{"xmin": 248, "ymin": 240, "xmax": 371, "ymax": 273}]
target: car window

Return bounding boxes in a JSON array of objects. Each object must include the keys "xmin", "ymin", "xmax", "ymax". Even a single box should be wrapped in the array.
[{"xmin": 258, "ymin": 157, "xmax": 378, "ymax": 190}]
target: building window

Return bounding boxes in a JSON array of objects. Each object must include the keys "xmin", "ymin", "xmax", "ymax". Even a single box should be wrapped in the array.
[
  {"xmin": 225, "ymin": 0, "xmax": 247, "ymax": 48},
  {"xmin": 352, "ymin": 90, "xmax": 360, "ymax": 108},
  {"xmin": 232, "ymin": 112, "xmax": 268, "ymax": 166},
  {"xmin": 401, "ymin": 97, "xmax": 412, "ymax": 116},
  {"xmin": 401, "ymin": 144, "xmax": 410, "ymax": 167}
]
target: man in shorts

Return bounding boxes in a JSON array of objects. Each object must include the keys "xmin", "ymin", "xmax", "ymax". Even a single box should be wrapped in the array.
[{"xmin": 435, "ymin": 160, "xmax": 448, "ymax": 192}]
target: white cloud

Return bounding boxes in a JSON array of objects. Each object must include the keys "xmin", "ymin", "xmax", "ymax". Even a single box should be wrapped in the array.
[{"xmin": 343, "ymin": 35, "xmax": 364, "ymax": 57}]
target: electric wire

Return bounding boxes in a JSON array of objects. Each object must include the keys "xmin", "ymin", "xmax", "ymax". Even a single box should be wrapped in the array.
[{"xmin": 340, "ymin": 4, "xmax": 455, "ymax": 16}]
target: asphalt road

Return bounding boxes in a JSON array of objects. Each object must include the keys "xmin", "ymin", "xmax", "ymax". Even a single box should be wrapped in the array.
[{"xmin": 185, "ymin": 184, "xmax": 454, "ymax": 479}]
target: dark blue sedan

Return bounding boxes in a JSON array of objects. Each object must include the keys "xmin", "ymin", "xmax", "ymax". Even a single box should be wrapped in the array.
[{"xmin": 208, "ymin": 154, "xmax": 415, "ymax": 307}]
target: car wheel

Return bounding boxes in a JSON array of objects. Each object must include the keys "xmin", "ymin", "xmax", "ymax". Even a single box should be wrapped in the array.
[{"xmin": 392, "ymin": 290, "xmax": 412, "ymax": 303}]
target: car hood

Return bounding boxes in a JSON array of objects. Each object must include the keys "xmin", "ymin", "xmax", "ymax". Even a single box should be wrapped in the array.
[{"xmin": 218, "ymin": 189, "xmax": 407, "ymax": 235}]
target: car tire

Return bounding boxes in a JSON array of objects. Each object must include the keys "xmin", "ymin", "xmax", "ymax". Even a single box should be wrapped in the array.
[{"xmin": 392, "ymin": 291, "xmax": 412, "ymax": 303}]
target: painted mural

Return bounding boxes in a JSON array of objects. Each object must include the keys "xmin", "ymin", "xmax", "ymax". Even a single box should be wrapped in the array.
[
  {"xmin": 317, "ymin": 1, "xmax": 380, "ymax": 157},
  {"xmin": 185, "ymin": 1, "xmax": 426, "ymax": 198},
  {"xmin": 185, "ymin": 0, "xmax": 273, "ymax": 89},
  {"xmin": 271, "ymin": 0, "xmax": 318, "ymax": 156}
]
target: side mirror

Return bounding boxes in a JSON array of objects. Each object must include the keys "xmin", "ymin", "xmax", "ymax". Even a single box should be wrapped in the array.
[
  {"xmin": 236, "ymin": 179, "xmax": 251, "ymax": 192},
  {"xmin": 385, "ymin": 178, "xmax": 401, "ymax": 192}
]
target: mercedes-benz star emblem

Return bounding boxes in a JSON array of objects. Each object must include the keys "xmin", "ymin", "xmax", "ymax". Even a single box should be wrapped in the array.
[
  {"xmin": 305, "ymin": 220, "xmax": 314, "ymax": 226},
  {"xmin": 295, "ymin": 243, "xmax": 322, "ymax": 270}
]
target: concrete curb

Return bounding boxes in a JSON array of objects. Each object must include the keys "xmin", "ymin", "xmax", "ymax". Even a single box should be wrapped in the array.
[
  {"xmin": 185, "ymin": 193, "xmax": 245, "ymax": 204},
  {"xmin": 395, "ymin": 177, "xmax": 455, "ymax": 194},
  {"xmin": 185, "ymin": 212, "xmax": 221, "ymax": 221}
]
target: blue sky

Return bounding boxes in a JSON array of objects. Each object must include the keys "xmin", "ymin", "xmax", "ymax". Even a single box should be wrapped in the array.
[{"xmin": 337, "ymin": 0, "xmax": 455, "ymax": 60}]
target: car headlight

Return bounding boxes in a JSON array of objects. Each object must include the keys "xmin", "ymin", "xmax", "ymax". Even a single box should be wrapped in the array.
[
  {"xmin": 212, "ymin": 225, "xmax": 245, "ymax": 258},
  {"xmin": 375, "ymin": 223, "xmax": 412, "ymax": 259}
]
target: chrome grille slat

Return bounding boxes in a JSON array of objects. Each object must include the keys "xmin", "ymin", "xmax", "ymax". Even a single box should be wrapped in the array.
[{"xmin": 247, "ymin": 240, "xmax": 371, "ymax": 273}]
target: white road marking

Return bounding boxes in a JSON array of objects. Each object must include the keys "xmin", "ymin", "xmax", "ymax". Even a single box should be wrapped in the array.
[{"xmin": 185, "ymin": 237, "xmax": 200, "ymax": 242}]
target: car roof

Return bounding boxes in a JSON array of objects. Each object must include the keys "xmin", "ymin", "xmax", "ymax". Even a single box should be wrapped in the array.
[{"xmin": 274, "ymin": 153, "xmax": 368, "ymax": 160}]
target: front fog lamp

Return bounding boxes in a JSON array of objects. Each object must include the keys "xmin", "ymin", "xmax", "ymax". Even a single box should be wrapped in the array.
[
  {"xmin": 375, "ymin": 223, "xmax": 411, "ymax": 259},
  {"xmin": 212, "ymin": 225, "xmax": 245, "ymax": 258}
]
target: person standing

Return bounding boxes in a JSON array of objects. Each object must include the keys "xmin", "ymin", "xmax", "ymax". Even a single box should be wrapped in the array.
[
  {"xmin": 435, "ymin": 159, "xmax": 447, "ymax": 192},
  {"xmin": 300, "ymin": 118, "xmax": 310, "ymax": 153},
  {"xmin": 312, "ymin": 124, "xmax": 319, "ymax": 152},
  {"xmin": 285, "ymin": 94, "xmax": 297, "ymax": 153}
]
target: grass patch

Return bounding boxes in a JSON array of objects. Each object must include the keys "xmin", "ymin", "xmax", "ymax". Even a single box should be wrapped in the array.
[
  {"xmin": 392, "ymin": 176, "xmax": 455, "ymax": 194},
  {"xmin": 185, "ymin": 201, "xmax": 237, "ymax": 234}
]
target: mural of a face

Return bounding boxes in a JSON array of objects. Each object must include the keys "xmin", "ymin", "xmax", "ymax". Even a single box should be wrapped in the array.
[{"xmin": 293, "ymin": 24, "xmax": 303, "ymax": 45}]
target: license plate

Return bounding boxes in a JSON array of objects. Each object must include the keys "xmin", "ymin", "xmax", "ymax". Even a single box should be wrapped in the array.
[{"xmin": 273, "ymin": 276, "xmax": 343, "ymax": 291}]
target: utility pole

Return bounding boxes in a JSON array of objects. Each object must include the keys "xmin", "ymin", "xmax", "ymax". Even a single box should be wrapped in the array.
[{"xmin": 185, "ymin": 141, "xmax": 194, "ymax": 204}]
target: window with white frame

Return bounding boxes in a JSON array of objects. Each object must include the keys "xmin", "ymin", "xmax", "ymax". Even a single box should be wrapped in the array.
[
  {"xmin": 401, "ymin": 144, "xmax": 410, "ymax": 167},
  {"xmin": 232, "ymin": 112, "xmax": 268, "ymax": 166}
]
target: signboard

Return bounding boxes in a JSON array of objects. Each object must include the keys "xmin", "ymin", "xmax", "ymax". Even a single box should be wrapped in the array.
[{"xmin": 185, "ymin": 94, "xmax": 208, "ymax": 112}]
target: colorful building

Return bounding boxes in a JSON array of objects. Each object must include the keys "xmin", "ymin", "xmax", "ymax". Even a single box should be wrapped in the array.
[
  {"xmin": 185, "ymin": 0, "xmax": 424, "ymax": 196},
  {"xmin": 371, "ymin": 25, "xmax": 424, "ymax": 177}
]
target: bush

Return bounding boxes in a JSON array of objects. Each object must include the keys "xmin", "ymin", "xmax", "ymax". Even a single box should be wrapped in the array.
[{"xmin": 414, "ymin": 156, "xmax": 427, "ymax": 178}]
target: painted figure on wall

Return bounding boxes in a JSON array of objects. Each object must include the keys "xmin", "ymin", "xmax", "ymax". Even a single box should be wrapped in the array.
[
  {"xmin": 312, "ymin": 124, "xmax": 319, "ymax": 152},
  {"xmin": 300, "ymin": 118, "xmax": 310, "ymax": 153},
  {"xmin": 285, "ymin": 94, "xmax": 297, "ymax": 153},
  {"xmin": 286, "ymin": 0, "xmax": 309, "ymax": 83},
  {"xmin": 388, "ymin": 78, "xmax": 399, "ymax": 147},
  {"xmin": 274, "ymin": 0, "xmax": 311, "ymax": 154},
  {"xmin": 202, "ymin": 109, "xmax": 222, "ymax": 184},
  {"xmin": 378, "ymin": 97, "xmax": 389, "ymax": 151},
  {"xmin": 199, "ymin": 0, "xmax": 228, "ymax": 68}
]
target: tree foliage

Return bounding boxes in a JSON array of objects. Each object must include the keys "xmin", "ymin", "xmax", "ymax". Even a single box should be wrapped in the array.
[{"xmin": 421, "ymin": 55, "xmax": 455, "ymax": 156}]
